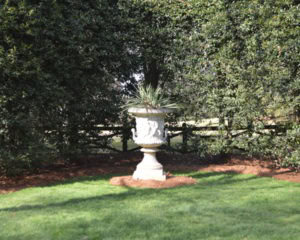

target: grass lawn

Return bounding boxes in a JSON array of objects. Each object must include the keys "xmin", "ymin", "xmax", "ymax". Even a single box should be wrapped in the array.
[{"xmin": 1, "ymin": 171, "xmax": 300, "ymax": 240}]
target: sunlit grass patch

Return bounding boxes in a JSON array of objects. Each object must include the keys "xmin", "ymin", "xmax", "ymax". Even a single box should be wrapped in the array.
[{"xmin": 1, "ymin": 172, "xmax": 300, "ymax": 240}]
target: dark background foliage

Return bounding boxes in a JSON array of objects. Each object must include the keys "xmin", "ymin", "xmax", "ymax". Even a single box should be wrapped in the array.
[{"xmin": 0, "ymin": 0, "xmax": 299, "ymax": 175}]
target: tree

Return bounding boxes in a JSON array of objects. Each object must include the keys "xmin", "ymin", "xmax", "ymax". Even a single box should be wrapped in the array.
[{"xmin": 117, "ymin": 0, "xmax": 194, "ymax": 90}]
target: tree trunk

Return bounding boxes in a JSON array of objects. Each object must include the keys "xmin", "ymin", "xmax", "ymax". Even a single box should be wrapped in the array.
[{"xmin": 144, "ymin": 59, "xmax": 160, "ymax": 89}]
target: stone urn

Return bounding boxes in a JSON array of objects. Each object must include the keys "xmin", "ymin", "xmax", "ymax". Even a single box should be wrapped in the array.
[{"xmin": 128, "ymin": 107, "xmax": 172, "ymax": 181}]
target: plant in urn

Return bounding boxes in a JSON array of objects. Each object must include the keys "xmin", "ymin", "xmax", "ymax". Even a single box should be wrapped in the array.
[{"xmin": 125, "ymin": 85, "xmax": 177, "ymax": 181}]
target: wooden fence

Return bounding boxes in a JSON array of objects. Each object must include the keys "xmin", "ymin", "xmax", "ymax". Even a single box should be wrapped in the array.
[{"xmin": 89, "ymin": 123, "xmax": 285, "ymax": 154}]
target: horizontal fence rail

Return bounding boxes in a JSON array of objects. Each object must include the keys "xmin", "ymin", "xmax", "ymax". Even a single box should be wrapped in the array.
[{"xmin": 86, "ymin": 122, "xmax": 285, "ymax": 154}]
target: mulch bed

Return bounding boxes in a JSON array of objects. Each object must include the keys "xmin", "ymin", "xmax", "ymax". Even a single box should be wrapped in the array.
[
  {"xmin": 110, "ymin": 175, "xmax": 197, "ymax": 189},
  {"xmin": 1, "ymin": 152, "xmax": 300, "ymax": 194}
]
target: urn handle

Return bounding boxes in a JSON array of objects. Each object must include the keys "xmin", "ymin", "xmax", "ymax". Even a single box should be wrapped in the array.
[
  {"xmin": 164, "ymin": 128, "xmax": 169, "ymax": 141},
  {"xmin": 131, "ymin": 128, "xmax": 137, "ymax": 141}
]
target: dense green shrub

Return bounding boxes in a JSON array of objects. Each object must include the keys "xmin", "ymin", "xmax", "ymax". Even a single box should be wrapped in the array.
[
  {"xmin": 0, "ymin": 0, "xmax": 133, "ymax": 175},
  {"xmin": 164, "ymin": 0, "xmax": 299, "ymax": 164},
  {"xmin": 275, "ymin": 124, "xmax": 300, "ymax": 168}
]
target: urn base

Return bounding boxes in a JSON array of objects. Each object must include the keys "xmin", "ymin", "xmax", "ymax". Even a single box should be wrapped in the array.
[
  {"xmin": 132, "ymin": 148, "xmax": 166, "ymax": 181},
  {"xmin": 133, "ymin": 169, "xmax": 166, "ymax": 181}
]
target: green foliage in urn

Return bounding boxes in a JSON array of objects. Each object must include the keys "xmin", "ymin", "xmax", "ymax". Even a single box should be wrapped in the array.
[{"xmin": 124, "ymin": 85, "xmax": 178, "ymax": 110}]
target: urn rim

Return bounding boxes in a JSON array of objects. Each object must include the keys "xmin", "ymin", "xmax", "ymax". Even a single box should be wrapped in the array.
[{"xmin": 128, "ymin": 107, "xmax": 173, "ymax": 115}]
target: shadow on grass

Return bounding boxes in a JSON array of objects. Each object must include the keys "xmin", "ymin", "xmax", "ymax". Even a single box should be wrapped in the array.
[
  {"xmin": 29, "ymin": 170, "xmax": 260, "ymax": 190},
  {"xmin": 1, "ymin": 170, "xmax": 290, "ymax": 213},
  {"xmin": 0, "ymin": 190, "xmax": 138, "ymax": 212},
  {"xmin": 2, "ymin": 172, "xmax": 300, "ymax": 240}
]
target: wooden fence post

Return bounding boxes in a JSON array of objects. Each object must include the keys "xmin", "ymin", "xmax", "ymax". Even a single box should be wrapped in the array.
[
  {"xmin": 167, "ymin": 125, "xmax": 171, "ymax": 148},
  {"xmin": 122, "ymin": 116, "xmax": 129, "ymax": 152},
  {"xmin": 182, "ymin": 123, "xmax": 187, "ymax": 153},
  {"xmin": 167, "ymin": 135, "xmax": 171, "ymax": 148},
  {"xmin": 122, "ymin": 128, "xmax": 128, "ymax": 152}
]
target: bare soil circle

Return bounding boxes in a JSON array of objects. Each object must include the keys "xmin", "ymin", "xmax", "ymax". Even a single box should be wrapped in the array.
[{"xmin": 110, "ymin": 175, "xmax": 197, "ymax": 189}]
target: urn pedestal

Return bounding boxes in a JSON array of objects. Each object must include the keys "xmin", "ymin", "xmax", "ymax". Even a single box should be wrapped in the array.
[{"xmin": 128, "ymin": 107, "xmax": 172, "ymax": 181}]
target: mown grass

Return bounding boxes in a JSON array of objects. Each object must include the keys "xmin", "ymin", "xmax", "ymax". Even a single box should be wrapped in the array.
[{"xmin": 1, "ymin": 172, "xmax": 300, "ymax": 240}]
